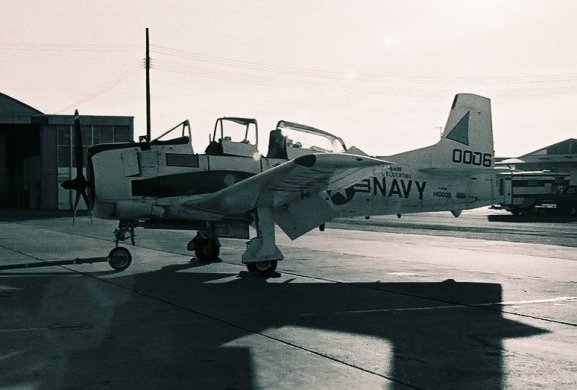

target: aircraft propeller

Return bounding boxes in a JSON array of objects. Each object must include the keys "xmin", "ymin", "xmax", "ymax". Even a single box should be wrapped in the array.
[{"xmin": 61, "ymin": 109, "xmax": 93, "ymax": 222}]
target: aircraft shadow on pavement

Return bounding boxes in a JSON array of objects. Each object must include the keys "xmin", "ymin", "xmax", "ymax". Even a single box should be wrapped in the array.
[{"xmin": 0, "ymin": 267, "xmax": 547, "ymax": 389}]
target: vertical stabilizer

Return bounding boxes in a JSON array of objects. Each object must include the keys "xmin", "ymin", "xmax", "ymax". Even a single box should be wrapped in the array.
[
  {"xmin": 385, "ymin": 94, "xmax": 494, "ymax": 171},
  {"xmin": 442, "ymin": 94, "xmax": 493, "ymax": 160}
]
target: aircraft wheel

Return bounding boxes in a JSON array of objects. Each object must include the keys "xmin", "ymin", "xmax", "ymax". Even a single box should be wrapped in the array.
[
  {"xmin": 108, "ymin": 247, "xmax": 132, "ymax": 271},
  {"xmin": 195, "ymin": 238, "xmax": 220, "ymax": 262},
  {"xmin": 246, "ymin": 260, "xmax": 277, "ymax": 276}
]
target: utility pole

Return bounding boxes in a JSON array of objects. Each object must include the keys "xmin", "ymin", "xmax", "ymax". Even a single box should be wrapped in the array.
[{"xmin": 145, "ymin": 28, "xmax": 151, "ymax": 142}]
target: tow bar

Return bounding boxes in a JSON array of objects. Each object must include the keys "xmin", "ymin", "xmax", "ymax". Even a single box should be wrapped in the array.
[{"xmin": 0, "ymin": 247, "xmax": 132, "ymax": 271}]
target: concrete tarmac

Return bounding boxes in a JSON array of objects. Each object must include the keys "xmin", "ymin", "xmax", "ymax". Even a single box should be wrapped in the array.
[{"xmin": 0, "ymin": 209, "xmax": 576, "ymax": 389}]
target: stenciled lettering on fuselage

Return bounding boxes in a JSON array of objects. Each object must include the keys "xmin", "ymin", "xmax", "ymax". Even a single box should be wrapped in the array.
[
  {"xmin": 432, "ymin": 186, "xmax": 452, "ymax": 199},
  {"xmin": 328, "ymin": 171, "xmax": 427, "ymax": 206},
  {"xmin": 386, "ymin": 166, "xmax": 412, "ymax": 180}
]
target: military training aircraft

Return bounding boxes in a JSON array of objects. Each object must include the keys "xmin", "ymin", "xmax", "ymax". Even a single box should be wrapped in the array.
[{"xmin": 61, "ymin": 93, "xmax": 496, "ymax": 275}]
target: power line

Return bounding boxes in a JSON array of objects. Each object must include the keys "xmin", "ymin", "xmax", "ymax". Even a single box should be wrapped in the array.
[
  {"xmin": 5, "ymin": 41, "xmax": 577, "ymax": 85},
  {"xmin": 148, "ymin": 45, "xmax": 577, "ymax": 98},
  {"xmin": 5, "ymin": 41, "xmax": 577, "ymax": 98},
  {"xmin": 151, "ymin": 57, "xmax": 577, "ymax": 98},
  {"xmin": 150, "ymin": 44, "xmax": 577, "ymax": 86},
  {"xmin": 53, "ymin": 61, "xmax": 141, "ymax": 114},
  {"xmin": 0, "ymin": 42, "xmax": 140, "ymax": 53}
]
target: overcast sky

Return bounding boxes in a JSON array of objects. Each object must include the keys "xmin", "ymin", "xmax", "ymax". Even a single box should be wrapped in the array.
[{"xmin": 1, "ymin": 0, "xmax": 576, "ymax": 156}]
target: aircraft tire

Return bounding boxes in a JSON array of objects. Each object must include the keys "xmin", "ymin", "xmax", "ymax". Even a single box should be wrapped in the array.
[
  {"xmin": 194, "ymin": 238, "xmax": 220, "ymax": 262},
  {"xmin": 246, "ymin": 260, "xmax": 277, "ymax": 276},
  {"xmin": 108, "ymin": 247, "xmax": 132, "ymax": 271}
]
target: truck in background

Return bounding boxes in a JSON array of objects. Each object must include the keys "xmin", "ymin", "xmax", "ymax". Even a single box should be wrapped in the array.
[
  {"xmin": 493, "ymin": 171, "xmax": 577, "ymax": 216},
  {"xmin": 535, "ymin": 183, "xmax": 577, "ymax": 216}
]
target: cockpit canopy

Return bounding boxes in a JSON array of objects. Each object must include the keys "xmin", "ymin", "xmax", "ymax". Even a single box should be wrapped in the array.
[
  {"xmin": 267, "ymin": 120, "xmax": 348, "ymax": 159},
  {"xmin": 205, "ymin": 117, "xmax": 259, "ymax": 158},
  {"xmin": 136, "ymin": 116, "xmax": 354, "ymax": 160}
]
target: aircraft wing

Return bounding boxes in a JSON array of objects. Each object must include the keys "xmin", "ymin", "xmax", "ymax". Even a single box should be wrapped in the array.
[{"xmin": 181, "ymin": 153, "xmax": 391, "ymax": 216}]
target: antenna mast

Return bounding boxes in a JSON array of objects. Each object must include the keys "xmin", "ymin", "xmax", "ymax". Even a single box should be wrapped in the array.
[{"xmin": 145, "ymin": 28, "xmax": 151, "ymax": 142}]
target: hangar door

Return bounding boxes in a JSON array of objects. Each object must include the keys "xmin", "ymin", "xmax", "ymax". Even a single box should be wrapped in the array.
[{"xmin": 0, "ymin": 124, "xmax": 41, "ymax": 208}]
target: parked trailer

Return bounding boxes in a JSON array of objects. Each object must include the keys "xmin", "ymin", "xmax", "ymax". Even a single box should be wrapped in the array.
[{"xmin": 493, "ymin": 171, "xmax": 571, "ymax": 215}]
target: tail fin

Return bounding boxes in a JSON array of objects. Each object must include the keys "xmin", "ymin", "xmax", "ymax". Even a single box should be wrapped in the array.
[{"xmin": 386, "ymin": 93, "xmax": 494, "ymax": 171}]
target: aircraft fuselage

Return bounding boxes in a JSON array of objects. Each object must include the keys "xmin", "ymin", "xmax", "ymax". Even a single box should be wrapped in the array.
[{"xmin": 90, "ymin": 141, "xmax": 494, "ymax": 224}]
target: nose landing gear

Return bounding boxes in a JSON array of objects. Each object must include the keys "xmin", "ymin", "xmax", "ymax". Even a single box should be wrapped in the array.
[{"xmin": 107, "ymin": 247, "xmax": 133, "ymax": 271}]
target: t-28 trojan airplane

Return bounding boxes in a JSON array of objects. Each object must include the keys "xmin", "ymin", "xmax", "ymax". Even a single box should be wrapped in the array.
[{"xmin": 62, "ymin": 93, "xmax": 496, "ymax": 275}]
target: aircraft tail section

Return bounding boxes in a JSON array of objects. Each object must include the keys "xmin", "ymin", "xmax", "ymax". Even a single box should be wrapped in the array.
[{"xmin": 385, "ymin": 94, "xmax": 494, "ymax": 171}]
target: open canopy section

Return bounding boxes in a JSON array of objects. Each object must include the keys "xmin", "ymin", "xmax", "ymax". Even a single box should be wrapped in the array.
[
  {"xmin": 276, "ymin": 120, "xmax": 347, "ymax": 153},
  {"xmin": 205, "ymin": 117, "xmax": 259, "ymax": 158}
]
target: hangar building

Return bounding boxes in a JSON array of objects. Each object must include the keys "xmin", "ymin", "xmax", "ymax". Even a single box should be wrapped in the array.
[
  {"xmin": 0, "ymin": 92, "xmax": 133, "ymax": 210},
  {"xmin": 497, "ymin": 139, "xmax": 577, "ymax": 183}
]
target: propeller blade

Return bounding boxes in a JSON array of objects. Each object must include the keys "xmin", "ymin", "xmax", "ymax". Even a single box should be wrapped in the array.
[
  {"xmin": 73, "ymin": 109, "xmax": 84, "ymax": 177},
  {"xmin": 73, "ymin": 190, "xmax": 82, "ymax": 223},
  {"xmin": 80, "ymin": 187, "xmax": 93, "ymax": 222},
  {"xmin": 62, "ymin": 109, "xmax": 93, "ymax": 222}
]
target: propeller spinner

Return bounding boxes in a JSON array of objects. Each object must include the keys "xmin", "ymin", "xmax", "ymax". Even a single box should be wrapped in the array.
[{"xmin": 61, "ymin": 109, "xmax": 93, "ymax": 221}]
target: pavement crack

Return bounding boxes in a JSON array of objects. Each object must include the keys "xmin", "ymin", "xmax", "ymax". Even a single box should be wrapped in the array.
[
  {"xmin": 49, "ymin": 323, "xmax": 93, "ymax": 331},
  {"xmin": 63, "ymin": 380, "xmax": 112, "ymax": 389}
]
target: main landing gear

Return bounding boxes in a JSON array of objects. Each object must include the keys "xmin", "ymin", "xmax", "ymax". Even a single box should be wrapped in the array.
[
  {"xmin": 187, "ymin": 232, "xmax": 220, "ymax": 262},
  {"xmin": 241, "ymin": 208, "xmax": 283, "ymax": 276},
  {"xmin": 245, "ymin": 260, "xmax": 278, "ymax": 275},
  {"xmin": 186, "ymin": 231, "xmax": 277, "ymax": 276},
  {"xmin": 186, "ymin": 211, "xmax": 283, "ymax": 276},
  {"xmin": 107, "ymin": 215, "xmax": 284, "ymax": 276},
  {"xmin": 187, "ymin": 229, "xmax": 278, "ymax": 276}
]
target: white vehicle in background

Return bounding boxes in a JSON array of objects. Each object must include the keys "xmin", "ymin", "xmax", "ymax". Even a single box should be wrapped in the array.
[{"xmin": 493, "ymin": 171, "xmax": 574, "ymax": 215}]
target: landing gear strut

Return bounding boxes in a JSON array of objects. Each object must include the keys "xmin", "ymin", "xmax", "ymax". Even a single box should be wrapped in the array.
[
  {"xmin": 242, "ymin": 208, "xmax": 283, "ymax": 276},
  {"xmin": 109, "ymin": 220, "xmax": 136, "ymax": 271},
  {"xmin": 114, "ymin": 221, "xmax": 136, "ymax": 246}
]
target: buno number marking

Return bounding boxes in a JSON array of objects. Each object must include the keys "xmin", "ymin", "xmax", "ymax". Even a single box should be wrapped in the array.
[{"xmin": 452, "ymin": 149, "xmax": 492, "ymax": 167}]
